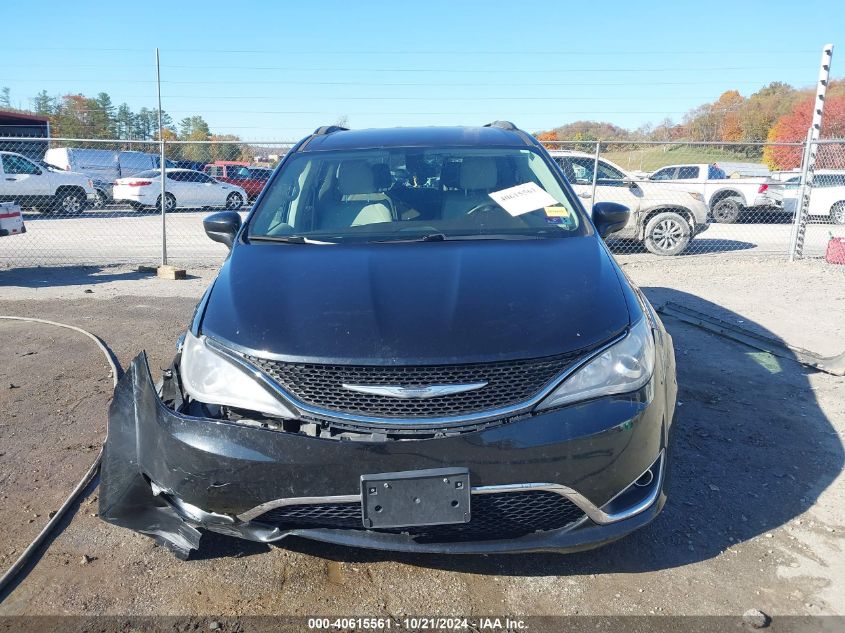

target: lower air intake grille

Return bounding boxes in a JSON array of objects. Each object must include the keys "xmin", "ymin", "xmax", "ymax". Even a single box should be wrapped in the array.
[{"xmin": 253, "ymin": 491, "xmax": 585, "ymax": 543}]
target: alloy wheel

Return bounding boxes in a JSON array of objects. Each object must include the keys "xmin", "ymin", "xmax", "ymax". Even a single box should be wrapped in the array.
[
  {"xmin": 61, "ymin": 193, "xmax": 83, "ymax": 214},
  {"xmin": 651, "ymin": 218, "xmax": 685, "ymax": 251},
  {"xmin": 226, "ymin": 193, "xmax": 244, "ymax": 210}
]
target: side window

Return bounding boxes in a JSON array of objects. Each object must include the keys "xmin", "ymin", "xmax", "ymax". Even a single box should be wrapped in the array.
[
  {"xmin": 650, "ymin": 167, "xmax": 675, "ymax": 180},
  {"xmin": 707, "ymin": 165, "xmax": 727, "ymax": 179},
  {"xmin": 568, "ymin": 158, "xmax": 595, "ymax": 184},
  {"xmin": 677, "ymin": 166, "xmax": 699, "ymax": 179},
  {"xmin": 193, "ymin": 172, "xmax": 214, "ymax": 183},
  {"xmin": 2, "ymin": 154, "xmax": 40, "ymax": 175},
  {"xmin": 167, "ymin": 171, "xmax": 185, "ymax": 182},
  {"xmin": 817, "ymin": 174, "xmax": 845, "ymax": 187},
  {"xmin": 205, "ymin": 166, "xmax": 218, "ymax": 177},
  {"xmin": 597, "ymin": 161, "xmax": 625, "ymax": 180}
]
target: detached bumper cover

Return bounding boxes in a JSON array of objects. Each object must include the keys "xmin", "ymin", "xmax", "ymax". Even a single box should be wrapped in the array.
[{"xmin": 99, "ymin": 353, "xmax": 672, "ymax": 557}]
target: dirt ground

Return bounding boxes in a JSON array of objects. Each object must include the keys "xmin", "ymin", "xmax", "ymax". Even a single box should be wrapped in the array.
[{"xmin": 0, "ymin": 256, "xmax": 843, "ymax": 618}]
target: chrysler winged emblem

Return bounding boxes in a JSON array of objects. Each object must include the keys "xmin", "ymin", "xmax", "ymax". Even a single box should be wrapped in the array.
[{"xmin": 341, "ymin": 382, "xmax": 488, "ymax": 399}]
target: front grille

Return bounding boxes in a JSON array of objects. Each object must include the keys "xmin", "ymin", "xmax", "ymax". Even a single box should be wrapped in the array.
[
  {"xmin": 253, "ymin": 491, "xmax": 585, "ymax": 543},
  {"xmin": 246, "ymin": 350, "xmax": 586, "ymax": 419}
]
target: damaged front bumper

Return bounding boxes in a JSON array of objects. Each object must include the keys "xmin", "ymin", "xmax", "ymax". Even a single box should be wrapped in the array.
[{"xmin": 99, "ymin": 353, "xmax": 672, "ymax": 559}]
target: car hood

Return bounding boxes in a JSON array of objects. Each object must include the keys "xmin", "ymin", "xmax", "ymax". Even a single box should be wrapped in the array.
[{"xmin": 199, "ymin": 236, "xmax": 630, "ymax": 364}]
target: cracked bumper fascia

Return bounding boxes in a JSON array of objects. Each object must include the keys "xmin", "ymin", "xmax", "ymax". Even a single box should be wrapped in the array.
[{"xmin": 99, "ymin": 352, "xmax": 671, "ymax": 557}]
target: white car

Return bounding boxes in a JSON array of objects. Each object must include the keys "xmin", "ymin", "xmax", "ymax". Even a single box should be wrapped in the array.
[
  {"xmin": 781, "ymin": 170, "xmax": 845, "ymax": 225},
  {"xmin": 0, "ymin": 150, "xmax": 96, "ymax": 214},
  {"xmin": 549, "ymin": 150, "xmax": 710, "ymax": 256},
  {"xmin": 112, "ymin": 168, "xmax": 248, "ymax": 212}
]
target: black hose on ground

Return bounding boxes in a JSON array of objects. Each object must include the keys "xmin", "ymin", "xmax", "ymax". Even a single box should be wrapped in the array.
[{"xmin": 0, "ymin": 316, "xmax": 120, "ymax": 598}]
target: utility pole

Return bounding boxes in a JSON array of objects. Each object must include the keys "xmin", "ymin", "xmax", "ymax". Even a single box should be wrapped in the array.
[
  {"xmin": 789, "ymin": 44, "xmax": 833, "ymax": 260},
  {"xmin": 150, "ymin": 48, "xmax": 184, "ymax": 279}
]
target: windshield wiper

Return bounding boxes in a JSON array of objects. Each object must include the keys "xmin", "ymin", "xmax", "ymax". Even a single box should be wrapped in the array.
[
  {"xmin": 374, "ymin": 233, "xmax": 447, "ymax": 243},
  {"xmin": 249, "ymin": 235, "xmax": 336, "ymax": 245}
]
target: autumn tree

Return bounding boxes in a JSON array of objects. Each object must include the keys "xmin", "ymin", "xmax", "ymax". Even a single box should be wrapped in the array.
[
  {"xmin": 763, "ymin": 94, "xmax": 845, "ymax": 170},
  {"xmin": 739, "ymin": 82, "xmax": 800, "ymax": 143},
  {"xmin": 714, "ymin": 90, "xmax": 744, "ymax": 142},
  {"xmin": 534, "ymin": 130, "xmax": 558, "ymax": 149}
]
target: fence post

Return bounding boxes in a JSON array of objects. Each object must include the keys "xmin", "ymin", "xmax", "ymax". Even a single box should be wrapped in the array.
[
  {"xmin": 156, "ymin": 47, "xmax": 168, "ymax": 267},
  {"xmin": 790, "ymin": 43, "xmax": 834, "ymax": 260},
  {"xmin": 590, "ymin": 141, "xmax": 600, "ymax": 212},
  {"xmin": 788, "ymin": 130, "xmax": 814, "ymax": 261}
]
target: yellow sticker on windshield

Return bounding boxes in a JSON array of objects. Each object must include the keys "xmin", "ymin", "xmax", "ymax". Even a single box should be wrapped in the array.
[{"xmin": 544, "ymin": 206, "xmax": 570, "ymax": 217}]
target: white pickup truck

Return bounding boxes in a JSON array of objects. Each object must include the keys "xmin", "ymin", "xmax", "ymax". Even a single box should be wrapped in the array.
[
  {"xmin": 648, "ymin": 163, "xmax": 781, "ymax": 223},
  {"xmin": 0, "ymin": 150, "xmax": 96, "ymax": 215}
]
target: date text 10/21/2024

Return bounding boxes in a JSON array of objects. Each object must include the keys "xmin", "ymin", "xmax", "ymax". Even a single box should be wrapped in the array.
[{"xmin": 307, "ymin": 617, "xmax": 528, "ymax": 630}]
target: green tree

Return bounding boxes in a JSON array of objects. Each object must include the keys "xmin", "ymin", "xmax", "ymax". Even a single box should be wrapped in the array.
[
  {"xmin": 115, "ymin": 103, "xmax": 134, "ymax": 140},
  {"xmin": 32, "ymin": 90, "xmax": 54, "ymax": 116},
  {"xmin": 134, "ymin": 107, "xmax": 156, "ymax": 140},
  {"xmin": 90, "ymin": 92, "xmax": 116, "ymax": 138},
  {"xmin": 179, "ymin": 116, "xmax": 212, "ymax": 162}
]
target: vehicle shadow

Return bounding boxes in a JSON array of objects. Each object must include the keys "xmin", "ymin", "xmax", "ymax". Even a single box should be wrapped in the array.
[
  {"xmin": 224, "ymin": 288, "xmax": 843, "ymax": 576},
  {"xmin": 608, "ymin": 239, "xmax": 756, "ymax": 256},
  {"xmin": 0, "ymin": 265, "xmax": 199, "ymax": 288}
]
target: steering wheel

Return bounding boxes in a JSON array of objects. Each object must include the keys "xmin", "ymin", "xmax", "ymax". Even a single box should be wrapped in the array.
[{"xmin": 466, "ymin": 202, "xmax": 505, "ymax": 216}]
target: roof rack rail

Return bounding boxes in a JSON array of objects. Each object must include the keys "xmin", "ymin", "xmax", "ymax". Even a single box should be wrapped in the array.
[
  {"xmin": 313, "ymin": 125, "xmax": 349, "ymax": 135},
  {"xmin": 483, "ymin": 120, "xmax": 518, "ymax": 131}
]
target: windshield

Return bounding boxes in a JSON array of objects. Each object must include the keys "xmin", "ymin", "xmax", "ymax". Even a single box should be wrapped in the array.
[{"xmin": 247, "ymin": 147, "xmax": 585, "ymax": 243}]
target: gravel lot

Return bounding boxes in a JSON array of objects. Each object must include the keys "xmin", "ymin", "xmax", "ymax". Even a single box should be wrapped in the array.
[{"xmin": 0, "ymin": 255, "xmax": 843, "ymax": 619}]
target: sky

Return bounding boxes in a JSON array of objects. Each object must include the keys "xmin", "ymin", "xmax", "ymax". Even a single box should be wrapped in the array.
[{"xmin": 1, "ymin": 0, "xmax": 842, "ymax": 142}]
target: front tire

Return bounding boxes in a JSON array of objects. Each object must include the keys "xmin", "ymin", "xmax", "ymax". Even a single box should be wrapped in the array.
[
  {"xmin": 831, "ymin": 202, "xmax": 845, "ymax": 225},
  {"xmin": 225, "ymin": 192, "xmax": 244, "ymax": 210},
  {"xmin": 711, "ymin": 197, "xmax": 742, "ymax": 223},
  {"xmin": 53, "ymin": 189, "xmax": 86, "ymax": 215},
  {"xmin": 156, "ymin": 193, "xmax": 177, "ymax": 213},
  {"xmin": 643, "ymin": 212, "xmax": 691, "ymax": 256}
]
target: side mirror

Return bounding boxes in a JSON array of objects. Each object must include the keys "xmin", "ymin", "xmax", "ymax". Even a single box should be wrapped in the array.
[
  {"xmin": 592, "ymin": 201, "xmax": 630, "ymax": 238},
  {"xmin": 622, "ymin": 175, "xmax": 638, "ymax": 188},
  {"xmin": 203, "ymin": 211, "xmax": 242, "ymax": 249}
]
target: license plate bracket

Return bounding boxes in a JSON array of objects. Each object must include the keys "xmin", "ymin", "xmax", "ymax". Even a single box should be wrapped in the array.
[{"xmin": 360, "ymin": 468, "xmax": 471, "ymax": 529}]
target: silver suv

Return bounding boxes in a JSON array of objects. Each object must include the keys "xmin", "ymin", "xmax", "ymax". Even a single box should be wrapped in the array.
[{"xmin": 550, "ymin": 150, "xmax": 709, "ymax": 255}]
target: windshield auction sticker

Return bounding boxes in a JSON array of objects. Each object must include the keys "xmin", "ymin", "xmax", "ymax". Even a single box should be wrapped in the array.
[{"xmin": 488, "ymin": 182, "xmax": 559, "ymax": 216}]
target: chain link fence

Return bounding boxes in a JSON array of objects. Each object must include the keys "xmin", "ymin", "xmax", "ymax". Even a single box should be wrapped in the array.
[{"xmin": 1, "ymin": 136, "xmax": 843, "ymax": 267}]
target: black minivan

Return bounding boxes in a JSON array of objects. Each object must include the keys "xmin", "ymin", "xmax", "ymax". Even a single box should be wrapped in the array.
[{"xmin": 100, "ymin": 122, "xmax": 677, "ymax": 558}]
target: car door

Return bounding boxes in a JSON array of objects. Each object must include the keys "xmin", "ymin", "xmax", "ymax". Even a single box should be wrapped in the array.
[
  {"xmin": 556, "ymin": 156, "xmax": 643, "ymax": 209},
  {"xmin": 810, "ymin": 173, "xmax": 845, "ymax": 217},
  {"xmin": 1, "ymin": 154, "xmax": 49, "ymax": 205},
  {"xmin": 164, "ymin": 171, "xmax": 194, "ymax": 207},
  {"xmin": 193, "ymin": 170, "xmax": 226, "ymax": 206}
]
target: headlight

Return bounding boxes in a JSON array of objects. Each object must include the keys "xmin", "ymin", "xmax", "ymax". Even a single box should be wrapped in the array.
[
  {"xmin": 179, "ymin": 332, "xmax": 295, "ymax": 418},
  {"xmin": 688, "ymin": 191, "xmax": 705, "ymax": 202},
  {"xmin": 535, "ymin": 317, "xmax": 655, "ymax": 411}
]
